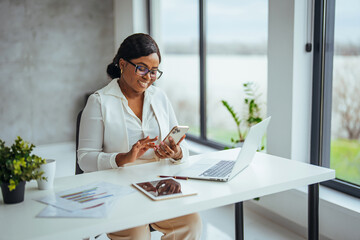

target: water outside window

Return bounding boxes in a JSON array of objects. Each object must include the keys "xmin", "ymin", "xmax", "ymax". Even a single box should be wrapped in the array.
[
  {"xmin": 331, "ymin": 0, "xmax": 360, "ymax": 186},
  {"xmin": 157, "ymin": 0, "xmax": 200, "ymax": 137},
  {"xmin": 206, "ymin": 0, "xmax": 268, "ymax": 145}
]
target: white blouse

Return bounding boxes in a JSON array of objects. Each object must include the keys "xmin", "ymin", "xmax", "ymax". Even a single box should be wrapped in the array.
[
  {"xmin": 77, "ymin": 79, "xmax": 189, "ymax": 173},
  {"xmin": 120, "ymin": 88, "xmax": 161, "ymax": 160}
]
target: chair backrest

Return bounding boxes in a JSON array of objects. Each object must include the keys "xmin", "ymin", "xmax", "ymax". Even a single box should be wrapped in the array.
[{"xmin": 75, "ymin": 110, "xmax": 84, "ymax": 175}]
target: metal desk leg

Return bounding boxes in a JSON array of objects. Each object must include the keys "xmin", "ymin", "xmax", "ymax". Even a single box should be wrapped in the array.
[
  {"xmin": 308, "ymin": 183, "xmax": 319, "ymax": 240},
  {"xmin": 235, "ymin": 202, "xmax": 244, "ymax": 240}
]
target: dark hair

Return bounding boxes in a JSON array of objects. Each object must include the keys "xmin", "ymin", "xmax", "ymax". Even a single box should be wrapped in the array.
[{"xmin": 106, "ymin": 33, "xmax": 161, "ymax": 79}]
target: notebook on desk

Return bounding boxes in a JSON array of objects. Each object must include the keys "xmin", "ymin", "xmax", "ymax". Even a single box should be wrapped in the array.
[{"xmin": 176, "ymin": 117, "xmax": 271, "ymax": 182}]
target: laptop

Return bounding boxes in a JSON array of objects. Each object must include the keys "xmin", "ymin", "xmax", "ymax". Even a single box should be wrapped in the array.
[{"xmin": 176, "ymin": 116, "xmax": 271, "ymax": 182}]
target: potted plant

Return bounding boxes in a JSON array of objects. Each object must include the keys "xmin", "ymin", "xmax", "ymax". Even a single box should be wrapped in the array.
[
  {"xmin": 222, "ymin": 82, "xmax": 264, "ymax": 149},
  {"xmin": 0, "ymin": 136, "xmax": 46, "ymax": 204}
]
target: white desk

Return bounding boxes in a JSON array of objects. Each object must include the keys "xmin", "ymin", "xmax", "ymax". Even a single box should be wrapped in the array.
[{"xmin": 0, "ymin": 148, "xmax": 335, "ymax": 240}]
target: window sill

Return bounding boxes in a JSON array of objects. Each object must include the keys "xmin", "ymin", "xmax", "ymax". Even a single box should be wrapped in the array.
[
  {"xmin": 188, "ymin": 139, "xmax": 218, "ymax": 155},
  {"xmin": 187, "ymin": 139, "xmax": 360, "ymax": 217},
  {"xmin": 296, "ymin": 185, "xmax": 360, "ymax": 216}
]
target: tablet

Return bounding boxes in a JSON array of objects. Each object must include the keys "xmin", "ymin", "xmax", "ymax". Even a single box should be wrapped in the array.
[{"xmin": 132, "ymin": 177, "xmax": 197, "ymax": 201}]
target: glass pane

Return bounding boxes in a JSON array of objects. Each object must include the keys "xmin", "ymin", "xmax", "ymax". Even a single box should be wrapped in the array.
[
  {"xmin": 331, "ymin": 0, "xmax": 360, "ymax": 186},
  {"xmin": 206, "ymin": 0, "xmax": 268, "ymax": 146},
  {"xmin": 156, "ymin": 0, "xmax": 200, "ymax": 136}
]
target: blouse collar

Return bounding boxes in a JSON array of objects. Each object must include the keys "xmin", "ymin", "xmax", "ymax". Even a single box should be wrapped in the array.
[{"xmin": 103, "ymin": 78, "xmax": 155, "ymax": 101}]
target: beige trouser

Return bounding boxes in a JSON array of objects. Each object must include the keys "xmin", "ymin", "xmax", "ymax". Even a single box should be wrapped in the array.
[{"xmin": 107, "ymin": 213, "xmax": 202, "ymax": 240}]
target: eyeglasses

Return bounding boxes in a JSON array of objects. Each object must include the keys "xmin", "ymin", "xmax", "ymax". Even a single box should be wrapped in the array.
[{"xmin": 126, "ymin": 60, "xmax": 163, "ymax": 80}]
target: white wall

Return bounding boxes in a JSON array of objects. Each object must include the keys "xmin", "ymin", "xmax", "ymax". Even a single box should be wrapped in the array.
[
  {"xmin": 291, "ymin": 0, "xmax": 313, "ymax": 164},
  {"xmin": 114, "ymin": 0, "xmax": 148, "ymax": 51},
  {"xmin": 0, "ymin": 0, "xmax": 114, "ymax": 145},
  {"xmin": 267, "ymin": 0, "xmax": 295, "ymax": 159}
]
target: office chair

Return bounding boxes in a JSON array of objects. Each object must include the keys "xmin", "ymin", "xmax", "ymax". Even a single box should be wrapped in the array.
[{"xmin": 75, "ymin": 110, "xmax": 84, "ymax": 175}]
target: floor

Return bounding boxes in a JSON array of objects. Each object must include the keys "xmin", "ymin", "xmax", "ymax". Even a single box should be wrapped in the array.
[
  {"xmin": 93, "ymin": 204, "xmax": 305, "ymax": 240},
  {"xmin": 199, "ymin": 204, "xmax": 305, "ymax": 240},
  {"xmin": 33, "ymin": 142, "xmax": 305, "ymax": 240}
]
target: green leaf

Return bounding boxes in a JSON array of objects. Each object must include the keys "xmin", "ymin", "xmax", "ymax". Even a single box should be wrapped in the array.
[
  {"xmin": 221, "ymin": 100, "xmax": 241, "ymax": 126},
  {"xmin": 0, "ymin": 136, "xmax": 45, "ymax": 189}
]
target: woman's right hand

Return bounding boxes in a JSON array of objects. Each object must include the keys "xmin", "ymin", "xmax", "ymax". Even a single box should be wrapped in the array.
[{"xmin": 115, "ymin": 136, "xmax": 158, "ymax": 166}]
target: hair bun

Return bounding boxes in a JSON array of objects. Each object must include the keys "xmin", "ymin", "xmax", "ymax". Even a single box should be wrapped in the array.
[{"xmin": 107, "ymin": 62, "xmax": 120, "ymax": 79}]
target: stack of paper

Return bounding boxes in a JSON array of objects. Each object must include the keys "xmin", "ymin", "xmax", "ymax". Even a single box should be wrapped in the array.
[{"xmin": 36, "ymin": 182, "xmax": 135, "ymax": 218}]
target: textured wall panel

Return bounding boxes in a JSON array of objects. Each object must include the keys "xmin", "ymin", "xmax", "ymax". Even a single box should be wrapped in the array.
[{"xmin": 0, "ymin": 0, "xmax": 114, "ymax": 145}]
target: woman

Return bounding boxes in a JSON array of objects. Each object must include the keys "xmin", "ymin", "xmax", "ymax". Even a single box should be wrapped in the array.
[{"xmin": 78, "ymin": 33, "xmax": 202, "ymax": 240}]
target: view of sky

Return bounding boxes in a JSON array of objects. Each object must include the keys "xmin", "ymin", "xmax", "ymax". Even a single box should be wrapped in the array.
[
  {"xmin": 160, "ymin": 0, "xmax": 360, "ymax": 45},
  {"xmin": 160, "ymin": 0, "xmax": 267, "ymax": 44},
  {"xmin": 334, "ymin": 0, "xmax": 360, "ymax": 44}
]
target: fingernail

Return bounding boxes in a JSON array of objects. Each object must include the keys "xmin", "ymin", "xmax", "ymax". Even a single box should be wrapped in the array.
[{"xmin": 161, "ymin": 141, "xmax": 164, "ymax": 145}]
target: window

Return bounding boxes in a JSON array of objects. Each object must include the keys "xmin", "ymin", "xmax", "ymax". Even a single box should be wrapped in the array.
[
  {"xmin": 155, "ymin": 0, "xmax": 200, "ymax": 137},
  {"xmin": 153, "ymin": 0, "xmax": 359, "ymax": 196},
  {"xmin": 154, "ymin": 0, "xmax": 268, "ymax": 148},
  {"xmin": 206, "ymin": 0, "xmax": 268, "ymax": 145},
  {"xmin": 311, "ymin": 0, "xmax": 360, "ymax": 197},
  {"xmin": 330, "ymin": 0, "xmax": 360, "ymax": 186}
]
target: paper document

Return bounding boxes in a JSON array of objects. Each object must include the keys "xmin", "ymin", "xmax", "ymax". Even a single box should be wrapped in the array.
[
  {"xmin": 36, "ymin": 182, "xmax": 135, "ymax": 218},
  {"xmin": 36, "ymin": 200, "xmax": 117, "ymax": 218}
]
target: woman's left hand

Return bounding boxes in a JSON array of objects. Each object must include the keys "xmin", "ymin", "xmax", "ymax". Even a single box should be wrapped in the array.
[{"xmin": 154, "ymin": 135, "xmax": 185, "ymax": 160}]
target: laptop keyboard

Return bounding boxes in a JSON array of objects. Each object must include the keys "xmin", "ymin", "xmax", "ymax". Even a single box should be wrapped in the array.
[{"xmin": 200, "ymin": 160, "xmax": 235, "ymax": 178}]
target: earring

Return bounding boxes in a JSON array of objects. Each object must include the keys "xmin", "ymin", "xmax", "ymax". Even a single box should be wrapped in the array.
[{"xmin": 120, "ymin": 69, "xmax": 123, "ymax": 74}]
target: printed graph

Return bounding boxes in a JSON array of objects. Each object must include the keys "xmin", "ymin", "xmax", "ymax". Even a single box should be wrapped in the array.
[
  {"xmin": 60, "ymin": 187, "xmax": 113, "ymax": 204},
  {"xmin": 37, "ymin": 182, "xmax": 135, "ymax": 212}
]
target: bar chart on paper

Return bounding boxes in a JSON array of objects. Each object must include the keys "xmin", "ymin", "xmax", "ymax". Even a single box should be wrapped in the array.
[
  {"xmin": 60, "ymin": 187, "xmax": 114, "ymax": 204},
  {"xmin": 37, "ymin": 182, "xmax": 133, "ymax": 212}
]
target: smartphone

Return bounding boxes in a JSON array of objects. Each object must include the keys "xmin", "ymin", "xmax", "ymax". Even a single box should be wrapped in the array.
[{"xmin": 163, "ymin": 126, "xmax": 189, "ymax": 145}]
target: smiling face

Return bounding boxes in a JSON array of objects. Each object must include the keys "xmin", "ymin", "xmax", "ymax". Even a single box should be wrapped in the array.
[{"xmin": 119, "ymin": 53, "xmax": 160, "ymax": 96}]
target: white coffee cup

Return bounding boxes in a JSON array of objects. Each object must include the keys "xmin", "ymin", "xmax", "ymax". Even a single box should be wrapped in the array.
[{"xmin": 37, "ymin": 159, "xmax": 56, "ymax": 190}]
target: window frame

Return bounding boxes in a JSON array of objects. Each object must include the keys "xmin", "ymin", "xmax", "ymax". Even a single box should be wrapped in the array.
[
  {"xmin": 188, "ymin": 0, "xmax": 244, "ymax": 150},
  {"xmin": 149, "ymin": 0, "xmax": 359, "ymax": 197},
  {"xmin": 186, "ymin": 0, "xmax": 225, "ymax": 151},
  {"xmin": 311, "ymin": 0, "xmax": 360, "ymax": 198}
]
